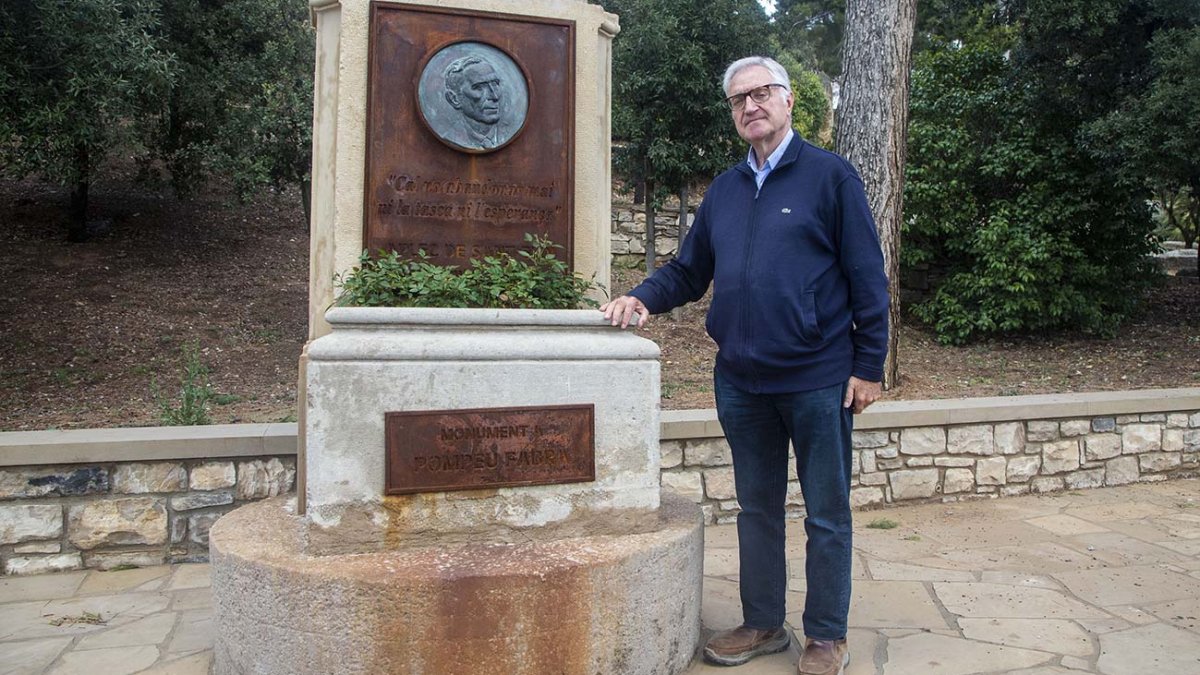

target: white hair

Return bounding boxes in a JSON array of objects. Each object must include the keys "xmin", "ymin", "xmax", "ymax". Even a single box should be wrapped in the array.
[{"xmin": 722, "ymin": 56, "xmax": 792, "ymax": 96}]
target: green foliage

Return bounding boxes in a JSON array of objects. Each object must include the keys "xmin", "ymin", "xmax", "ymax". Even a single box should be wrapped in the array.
[
  {"xmin": 605, "ymin": 0, "xmax": 768, "ymax": 205},
  {"xmin": 156, "ymin": 0, "xmax": 314, "ymax": 209},
  {"xmin": 152, "ymin": 342, "xmax": 213, "ymax": 426},
  {"xmin": 0, "ymin": 0, "xmax": 176, "ymax": 238},
  {"xmin": 774, "ymin": 0, "xmax": 1195, "ymax": 343},
  {"xmin": 771, "ymin": 1, "xmax": 845, "ymax": 76},
  {"xmin": 904, "ymin": 34, "xmax": 1160, "ymax": 344},
  {"xmin": 912, "ymin": 0, "xmax": 1004, "ymax": 51},
  {"xmin": 1087, "ymin": 25, "xmax": 1200, "ymax": 250},
  {"xmin": 789, "ymin": 69, "xmax": 830, "ymax": 144},
  {"xmin": 774, "ymin": 0, "xmax": 1001, "ymax": 75},
  {"xmin": 774, "ymin": 51, "xmax": 832, "ymax": 146},
  {"xmin": 0, "ymin": 0, "xmax": 314, "ymax": 233},
  {"xmin": 1153, "ymin": 188, "xmax": 1198, "ymax": 249},
  {"xmin": 866, "ymin": 517, "xmax": 899, "ymax": 529},
  {"xmin": 335, "ymin": 235, "xmax": 602, "ymax": 310}
]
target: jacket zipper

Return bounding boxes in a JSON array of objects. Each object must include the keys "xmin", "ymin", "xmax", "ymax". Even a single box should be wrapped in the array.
[{"xmin": 740, "ymin": 176, "xmax": 763, "ymax": 391}]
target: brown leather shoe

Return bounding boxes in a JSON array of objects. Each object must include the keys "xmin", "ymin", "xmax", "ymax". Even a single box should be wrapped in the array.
[
  {"xmin": 798, "ymin": 638, "xmax": 849, "ymax": 675},
  {"xmin": 702, "ymin": 625, "xmax": 791, "ymax": 666}
]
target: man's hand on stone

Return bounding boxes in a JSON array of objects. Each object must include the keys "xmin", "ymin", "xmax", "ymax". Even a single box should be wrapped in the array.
[
  {"xmin": 601, "ymin": 295, "xmax": 648, "ymax": 329},
  {"xmin": 843, "ymin": 376, "xmax": 882, "ymax": 414}
]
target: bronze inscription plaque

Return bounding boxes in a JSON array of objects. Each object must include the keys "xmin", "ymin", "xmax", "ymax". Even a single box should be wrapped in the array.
[
  {"xmin": 385, "ymin": 405, "xmax": 595, "ymax": 495},
  {"xmin": 365, "ymin": 2, "xmax": 575, "ymax": 266}
]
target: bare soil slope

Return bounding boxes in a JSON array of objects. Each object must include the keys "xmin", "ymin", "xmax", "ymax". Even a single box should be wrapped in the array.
[{"xmin": 1, "ymin": 175, "xmax": 1196, "ymax": 431}]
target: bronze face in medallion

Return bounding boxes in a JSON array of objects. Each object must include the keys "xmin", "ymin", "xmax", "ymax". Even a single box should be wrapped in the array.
[{"xmin": 417, "ymin": 42, "xmax": 529, "ymax": 154}]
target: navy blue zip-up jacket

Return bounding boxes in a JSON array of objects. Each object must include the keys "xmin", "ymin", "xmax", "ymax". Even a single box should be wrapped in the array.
[{"xmin": 629, "ymin": 135, "xmax": 890, "ymax": 394}]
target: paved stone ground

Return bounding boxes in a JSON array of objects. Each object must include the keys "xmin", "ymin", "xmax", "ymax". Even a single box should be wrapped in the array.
[{"xmin": 2, "ymin": 480, "xmax": 1198, "ymax": 675}]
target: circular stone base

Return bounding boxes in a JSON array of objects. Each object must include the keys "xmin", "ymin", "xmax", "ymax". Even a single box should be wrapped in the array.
[{"xmin": 209, "ymin": 491, "xmax": 703, "ymax": 675}]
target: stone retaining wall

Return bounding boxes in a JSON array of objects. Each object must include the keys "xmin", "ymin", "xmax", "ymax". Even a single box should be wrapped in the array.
[
  {"xmin": 2, "ymin": 390, "xmax": 1198, "ymax": 575},
  {"xmin": 0, "ymin": 424, "xmax": 296, "ymax": 576},
  {"xmin": 0, "ymin": 457, "xmax": 295, "ymax": 576},
  {"xmin": 611, "ymin": 201, "xmax": 692, "ymax": 269},
  {"xmin": 664, "ymin": 409, "xmax": 1200, "ymax": 525}
]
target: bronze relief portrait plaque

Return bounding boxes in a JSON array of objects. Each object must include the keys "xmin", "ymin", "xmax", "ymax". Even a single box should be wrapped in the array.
[
  {"xmin": 417, "ymin": 42, "xmax": 529, "ymax": 153},
  {"xmin": 385, "ymin": 405, "xmax": 596, "ymax": 495},
  {"xmin": 365, "ymin": 3, "xmax": 575, "ymax": 266}
]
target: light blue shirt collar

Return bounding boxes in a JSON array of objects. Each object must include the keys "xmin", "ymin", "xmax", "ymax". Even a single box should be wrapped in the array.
[{"xmin": 747, "ymin": 129, "xmax": 795, "ymax": 191}]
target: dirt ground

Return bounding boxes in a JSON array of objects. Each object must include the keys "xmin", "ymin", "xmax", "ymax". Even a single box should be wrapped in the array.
[
  {"xmin": 0, "ymin": 176, "xmax": 309, "ymax": 431},
  {"xmin": 1, "ymin": 175, "xmax": 1197, "ymax": 431},
  {"xmin": 609, "ymin": 268, "xmax": 1200, "ymax": 410}
]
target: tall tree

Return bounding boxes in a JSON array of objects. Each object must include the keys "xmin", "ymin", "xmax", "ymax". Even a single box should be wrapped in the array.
[
  {"xmin": 903, "ymin": 0, "xmax": 1196, "ymax": 344},
  {"xmin": 0, "ymin": 0, "xmax": 175, "ymax": 241},
  {"xmin": 772, "ymin": 0, "xmax": 846, "ymax": 76},
  {"xmin": 157, "ymin": 0, "xmax": 314, "ymax": 222},
  {"xmin": 913, "ymin": 0, "xmax": 1005, "ymax": 50},
  {"xmin": 604, "ymin": 0, "xmax": 767, "ymax": 273},
  {"xmin": 837, "ymin": 0, "xmax": 917, "ymax": 388},
  {"xmin": 1089, "ymin": 25, "xmax": 1200, "ymax": 272}
]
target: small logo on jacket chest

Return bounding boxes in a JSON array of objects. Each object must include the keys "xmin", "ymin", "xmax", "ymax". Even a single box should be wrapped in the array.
[{"xmin": 781, "ymin": 208, "xmax": 792, "ymax": 214}]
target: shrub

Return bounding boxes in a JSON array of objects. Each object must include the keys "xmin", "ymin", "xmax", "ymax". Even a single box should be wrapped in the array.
[
  {"xmin": 776, "ymin": 51, "xmax": 831, "ymax": 147},
  {"xmin": 334, "ymin": 234, "xmax": 602, "ymax": 310},
  {"xmin": 904, "ymin": 40, "xmax": 1159, "ymax": 344}
]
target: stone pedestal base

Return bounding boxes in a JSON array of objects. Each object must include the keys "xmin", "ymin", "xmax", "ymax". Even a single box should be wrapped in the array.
[{"xmin": 209, "ymin": 491, "xmax": 703, "ymax": 675}]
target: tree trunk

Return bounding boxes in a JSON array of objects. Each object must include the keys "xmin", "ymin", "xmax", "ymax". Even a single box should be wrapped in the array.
[
  {"xmin": 67, "ymin": 143, "xmax": 90, "ymax": 243},
  {"xmin": 1189, "ymin": 182, "xmax": 1200, "ymax": 281},
  {"xmin": 672, "ymin": 184, "xmax": 689, "ymax": 321},
  {"xmin": 644, "ymin": 177, "xmax": 656, "ymax": 276},
  {"xmin": 300, "ymin": 178, "xmax": 312, "ymax": 230},
  {"xmin": 677, "ymin": 184, "xmax": 689, "ymax": 247},
  {"xmin": 1157, "ymin": 189, "xmax": 1193, "ymax": 249},
  {"xmin": 837, "ymin": 0, "xmax": 916, "ymax": 390}
]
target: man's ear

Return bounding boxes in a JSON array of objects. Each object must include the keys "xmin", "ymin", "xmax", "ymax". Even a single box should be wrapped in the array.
[{"xmin": 444, "ymin": 90, "xmax": 460, "ymax": 109}]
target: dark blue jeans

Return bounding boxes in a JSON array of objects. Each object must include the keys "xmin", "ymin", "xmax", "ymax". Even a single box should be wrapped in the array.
[{"xmin": 714, "ymin": 372, "xmax": 854, "ymax": 640}]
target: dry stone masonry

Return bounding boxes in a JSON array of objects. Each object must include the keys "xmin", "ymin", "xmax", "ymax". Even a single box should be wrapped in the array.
[
  {"xmin": 611, "ymin": 201, "xmax": 692, "ymax": 268},
  {"xmin": 1, "ymin": 398, "xmax": 1196, "ymax": 575},
  {"xmin": 0, "ymin": 458, "xmax": 294, "ymax": 575},
  {"xmin": 661, "ymin": 410, "xmax": 1200, "ymax": 524}
]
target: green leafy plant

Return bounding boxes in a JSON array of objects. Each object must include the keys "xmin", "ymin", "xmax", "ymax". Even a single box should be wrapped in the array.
[
  {"xmin": 334, "ymin": 234, "xmax": 602, "ymax": 309},
  {"xmin": 865, "ymin": 517, "xmax": 900, "ymax": 530},
  {"xmin": 152, "ymin": 341, "xmax": 213, "ymax": 426},
  {"xmin": 0, "ymin": 0, "xmax": 177, "ymax": 241},
  {"xmin": 904, "ymin": 36, "xmax": 1159, "ymax": 344}
]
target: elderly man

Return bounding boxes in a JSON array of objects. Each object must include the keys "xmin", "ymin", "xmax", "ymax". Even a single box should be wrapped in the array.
[
  {"xmin": 442, "ymin": 54, "xmax": 506, "ymax": 149},
  {"xmin": 602, "ymin": 56, "xmax": 889, "ymax": 675}
]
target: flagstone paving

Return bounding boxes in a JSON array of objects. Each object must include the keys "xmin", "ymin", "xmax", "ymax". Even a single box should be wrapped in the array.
[{"xmin": 1, "ymin": 480, "xmax": 1198, "ymax": 674}]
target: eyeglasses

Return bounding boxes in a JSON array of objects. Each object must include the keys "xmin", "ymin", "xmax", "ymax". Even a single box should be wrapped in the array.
[{"xmin": 725, "ymin": 83, "xmax": 787, "ymax": 110}]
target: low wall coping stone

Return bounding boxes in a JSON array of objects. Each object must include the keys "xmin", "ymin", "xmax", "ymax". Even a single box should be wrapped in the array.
[
  {"xmin": 659, "ymin": 409, "xmax": 726, "ymax": 440},
  {"xmin": 664, "ymin": 388, "xmax": 1200, "ymax": 435},
  {"xmin": 851, "ymin": 388, "xmax": 1200, "ymax": 430},
  {"xmin": 2, "ymin": 388, "xmax": 1197, "ymax": 467},
  {"xmin": 0, "ymin": 423, "xmax": 297, "ymax": 467}
]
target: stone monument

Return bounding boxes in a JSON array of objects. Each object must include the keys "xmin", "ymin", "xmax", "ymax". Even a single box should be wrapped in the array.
[{"xmin": 208, "ymin": 1, "xmax": 704, "ymax": 674}]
